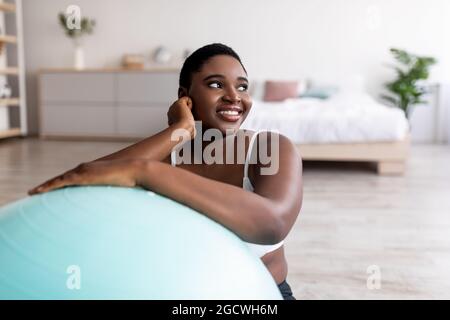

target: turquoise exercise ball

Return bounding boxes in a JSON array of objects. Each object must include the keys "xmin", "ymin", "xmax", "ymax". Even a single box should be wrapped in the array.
[{"xmin": 0, "ymin": 186, "xmax": 282, "ymax": 299}]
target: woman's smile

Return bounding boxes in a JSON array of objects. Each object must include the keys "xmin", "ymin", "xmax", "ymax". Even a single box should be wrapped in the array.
[{"xmin": 216, "ymin": 104, "xmax": 244, "ymax": 122}]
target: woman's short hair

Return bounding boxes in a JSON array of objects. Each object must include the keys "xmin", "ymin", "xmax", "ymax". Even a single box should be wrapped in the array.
[{"xmin": 179, "ymin": 43, "xmax": 247, "ymax": 90}]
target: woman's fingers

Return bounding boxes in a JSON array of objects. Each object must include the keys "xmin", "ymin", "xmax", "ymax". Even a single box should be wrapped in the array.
[
  {"xmin": 27, "ymin": 160, "xmax": 137, "ymax": 196},
  {"xmin": 28, "ymin": 177, "xmax": 63, "ymax": 195},
  {"xmin": 28, "ymin": 171, "xmax": 81, "ymax": 195},
  {"xmin": 182, "ymin": 96, "xmax": 192, "ymax": 109}
]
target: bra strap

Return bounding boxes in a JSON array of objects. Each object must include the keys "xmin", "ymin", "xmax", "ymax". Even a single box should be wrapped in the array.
[{"xmin": 170, "ymin": 150, "xmax": 176, "ymax": 167}]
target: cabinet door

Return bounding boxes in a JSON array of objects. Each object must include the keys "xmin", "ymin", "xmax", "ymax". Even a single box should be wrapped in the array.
[
  {"xmin": 117, "ymin": 105, "xmax": 168, "ymax": 137},
  {"xmin": 41, "ymin": 73, "xmax": 115, "ymax": 102},
  {"xmin": 41, "ymin": 104, "xmax": 115, "ymax": 136},
  {"xmin": 117, "ymin": 72, "xmax": 178, "ymax": 104}
]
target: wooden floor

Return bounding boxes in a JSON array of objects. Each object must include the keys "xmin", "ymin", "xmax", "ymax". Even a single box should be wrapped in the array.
[{"xmin": 1, "ymin": 137, "xmax": 450, "ymax": 299}]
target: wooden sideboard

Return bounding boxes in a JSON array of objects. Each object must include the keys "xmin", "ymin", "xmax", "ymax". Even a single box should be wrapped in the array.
[{"xmin": 38, "ymin": 68, "xmax": 179, "ymax": 139}]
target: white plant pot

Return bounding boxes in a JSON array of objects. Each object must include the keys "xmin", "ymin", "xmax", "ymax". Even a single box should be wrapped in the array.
[{"xmin": 74, "ymin": 45, "xmax": 85, "ymax": 70}]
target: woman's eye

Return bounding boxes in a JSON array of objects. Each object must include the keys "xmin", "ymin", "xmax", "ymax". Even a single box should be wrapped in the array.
[
  {"xmin": 237, "ymin": 84, "xmax": 248, "ymax": 92},
  {"xmin": 208, "ymin": 82, "xmax": 221, "ymax": 89}
]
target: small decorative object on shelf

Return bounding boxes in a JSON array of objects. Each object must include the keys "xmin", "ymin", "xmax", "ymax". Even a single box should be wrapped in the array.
[
  {"xmin": 0, "ymin": 83, "xmax": 12, "ymax": 99},
  {"xmin": 58, "ymin": 6, "xmax": 96, "ymax": 70},
  {"xmin": 153, "ymin": 46, "xmax": 172, "ymax": 64},
  {"xmin": 122, "ymin": 54, "xmax": 145, "ymax": 70}
]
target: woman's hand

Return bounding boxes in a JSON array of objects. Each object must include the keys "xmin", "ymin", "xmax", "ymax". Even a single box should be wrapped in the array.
[
  {"xmin": 28, "ymin": 159, "xmax": 143, "ymax": 196},
  {"xmin": 167, "ymin": 96, "xmax": 196, "ymax": 139}
]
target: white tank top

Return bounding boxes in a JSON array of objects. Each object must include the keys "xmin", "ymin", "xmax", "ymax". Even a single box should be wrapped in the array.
[{"xmin": 170, "ymin": 130, "xmax": 285, "ymax": 258}]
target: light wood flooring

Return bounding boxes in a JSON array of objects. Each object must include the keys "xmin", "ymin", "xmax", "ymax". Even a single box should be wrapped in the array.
[{"xmin": 1, "ymin": 137, "xmax": 449, "ymax": 299}]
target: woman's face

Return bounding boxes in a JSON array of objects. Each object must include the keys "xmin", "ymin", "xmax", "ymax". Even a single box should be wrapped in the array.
[{"xmin": 181, "ymin": 55, "xmax": 253, "ymax": 135}]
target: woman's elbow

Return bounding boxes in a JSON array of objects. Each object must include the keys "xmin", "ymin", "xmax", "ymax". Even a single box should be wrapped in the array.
[
  {"xmin": 266, "ymin": 204, "xmax": 301, "ymax": 244},
  {"xmin": 257, "ymin": 211, "xmax": 285, "ymax": 245}
]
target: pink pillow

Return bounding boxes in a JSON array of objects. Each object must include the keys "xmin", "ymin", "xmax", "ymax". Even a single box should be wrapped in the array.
[{"xmin": 263, "ymin": 81, "xmax": 299, "ymax": 102}]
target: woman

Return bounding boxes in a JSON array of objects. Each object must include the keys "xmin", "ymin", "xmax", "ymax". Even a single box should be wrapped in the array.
[{"xmin": 29, "ymin": 43, "xmax": 303, "ymax": 300}]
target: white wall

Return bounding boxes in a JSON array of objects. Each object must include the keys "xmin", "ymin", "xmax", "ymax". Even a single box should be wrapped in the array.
[{"xmin": 21, "ymin": 0, "xmax": 450, "ymax": 136}]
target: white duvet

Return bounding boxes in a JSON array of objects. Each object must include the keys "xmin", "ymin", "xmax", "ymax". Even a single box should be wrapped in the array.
[{"xmin": 241, "ymin": 92, "xmax": 409, "ymax": 144}]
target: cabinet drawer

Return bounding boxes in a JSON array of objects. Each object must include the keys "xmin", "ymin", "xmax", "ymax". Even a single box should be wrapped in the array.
[
  {"xmin": 41, "ymin": 104, "xmax": 115, "ymax": 136},
  {"xmin": 117, "ymin": 105, "xmax": 169, "ymax": 137},
  {"xmin": 41, "ymin": 73, "xmax": 115, "ymax": 102},
  {"xmin": 117, "ymin": 73, "xmax": 178, "ymax": 104}
]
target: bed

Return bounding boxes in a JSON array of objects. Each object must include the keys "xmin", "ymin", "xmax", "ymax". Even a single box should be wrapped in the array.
[{"xmin": 241, "ymin": 91, "xmax": 410, "ymax": 175}]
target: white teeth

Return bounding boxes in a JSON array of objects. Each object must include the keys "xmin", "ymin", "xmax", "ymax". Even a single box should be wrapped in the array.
[{"xmin": 218, "ymin": 110, "xmax": 240, "ymax": 116}]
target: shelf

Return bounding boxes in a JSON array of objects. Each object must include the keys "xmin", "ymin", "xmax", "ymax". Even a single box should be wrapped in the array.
[
  {"xmin": 0, "ymin": 2, "xmax": 25, "ymax": 141},
  {"xmin": 0, "ymin": 67, "xmax": 18, "ymax": 75},
  {"xmin": 0, "ymin": 128, "xmax": 21, "ymax": 139},
  {"xmin": 0, "ymin": 35, "xmax": 16, "ymax": 43},
  {"xmin": 39, "ymin": 66, "xmax": 181, "ymax": 73},
  {"xmin": 0, "ymin": 98, "xmax": 20, "ymax": 106},
  {"xmin": 0, "ymin": 2, "xmax": 15, "ymax": 12}
]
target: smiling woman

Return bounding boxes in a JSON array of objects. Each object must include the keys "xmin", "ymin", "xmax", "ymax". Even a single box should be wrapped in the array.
[
  {"xmin": 177, "ymin": 44, "xmax": 252, "ymax": 134},
  {"xmin": 29, "ymin": 43, "xmax": 303, "ymax": 300}
]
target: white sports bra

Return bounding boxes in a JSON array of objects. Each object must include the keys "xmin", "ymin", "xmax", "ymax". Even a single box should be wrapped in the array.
[{"xmin": 170, "ymin": 130, "xmax": 284, "ymax": 258}]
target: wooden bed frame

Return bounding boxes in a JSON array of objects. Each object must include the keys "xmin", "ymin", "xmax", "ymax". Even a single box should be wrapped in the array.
[
  {"xmin": 295, "ymin": 135, "xmax": 410, "ymax": 175},
  {"xmin": 38, "ymin": 132, "xmax": 410, "ymax": 175}
]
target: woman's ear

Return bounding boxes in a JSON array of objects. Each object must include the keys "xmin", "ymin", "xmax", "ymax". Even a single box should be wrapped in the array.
[{"xmin": 178, "ymin": 87, "xmax": 188, "ymax": 99}]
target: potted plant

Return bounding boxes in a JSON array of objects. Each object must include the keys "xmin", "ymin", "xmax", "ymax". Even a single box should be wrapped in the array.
[
  {"xmin": 58, "ymin": 12, "xmax": 96, "ymax": 69},
  {"xmin": 382, "ymin": 48, "xmax": 437, "ymax": 119}
]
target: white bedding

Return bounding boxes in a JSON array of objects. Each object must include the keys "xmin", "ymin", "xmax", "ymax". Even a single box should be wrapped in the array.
[{"xmin": 241, "ymin": 92, "xmax": 409, "ymax": 144}]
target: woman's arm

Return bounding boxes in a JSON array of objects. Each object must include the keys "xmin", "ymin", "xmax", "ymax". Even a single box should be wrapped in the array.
[
  {"xmin": 94, "ymin": 121, "xmax": 192, "ymax": 163},
  {"xmin": 29, "ymin": 133, "xmax": 302, "ymax": 245},
  {"xmin": 93, "ymin": 97, "xmax": 195, "ymax": 163},
  {"xmin": 137, "ymin": 161, "xmax": 282, "ymax": 244},
  {"xmin": 136, "ymin": 134, "xmax": 303, "ymax": 244}
]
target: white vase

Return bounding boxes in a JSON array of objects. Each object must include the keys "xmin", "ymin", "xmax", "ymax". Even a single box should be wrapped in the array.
[{"xmin": 74, "ymin": 43, "xmax": 85, "ymax": 70}]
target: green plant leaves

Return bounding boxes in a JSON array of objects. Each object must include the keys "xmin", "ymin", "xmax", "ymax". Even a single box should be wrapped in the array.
[
  {"xmin": 381, "ymin": 48, "xmax": 437, "ymax": 119},
  {"xmin": 58, "ymin": 12, "xmax": 96, "ymax": 39}
]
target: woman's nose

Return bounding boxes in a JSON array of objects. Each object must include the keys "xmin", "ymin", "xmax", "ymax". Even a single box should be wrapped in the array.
[{"xmin": 222, "ymin": 87, "xmax": 241, "ymax": 104}]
